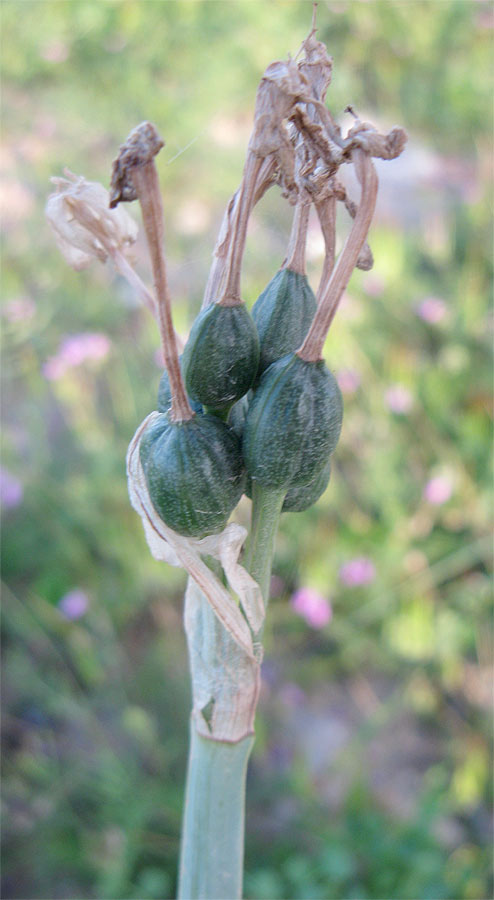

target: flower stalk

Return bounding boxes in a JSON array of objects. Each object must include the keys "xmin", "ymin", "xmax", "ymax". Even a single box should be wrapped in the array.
[
  {"xmin": 298, "ymin": 148, "xmax": 378, "ymax": 361},
  {"xmin": 109, "ymin": 122, "xmax": 193, "ymax": 423},
  {"xmin": 47, "ymin": 14, "xmax": 407, "ymax": 900}
]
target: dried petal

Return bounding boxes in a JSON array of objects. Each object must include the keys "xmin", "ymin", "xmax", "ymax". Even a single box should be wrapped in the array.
[
  {"xmin": 46, "ymin": 171, "xmax": 138, "ymax": 270},
  {"xmin": 347, "ymin": 122, "xmax": 408, "ymax": 160}
]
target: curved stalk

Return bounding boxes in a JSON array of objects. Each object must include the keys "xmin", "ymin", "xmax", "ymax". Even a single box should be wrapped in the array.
[
  {"xmin": 283, "ymin": 196, "xmax": 311, "ymax": 276},
  {"xmin": 220, "ymin": 155, "xmax": 263, "ymax": 307},
  {"xmin": 297, "ymin": 149, "xmax": 378, "ymax": 361}
]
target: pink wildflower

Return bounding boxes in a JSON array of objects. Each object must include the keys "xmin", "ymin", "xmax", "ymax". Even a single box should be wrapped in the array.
[
  {"xmin": 339, "ymin": 557, "xmax": 376, "ymax": 587},
  {"xmin": 337, "ymin": 368, "xmax": 361, "ymax": 395},
  {"xmin": 0, "ymin": 467, "xmax": 23, "ymax": 510},
  {"xmin": 43, "ymin": 332, "xmax": 111, "ymax": 381},
  {"xmin": 58, "ymin": 589, "xmax": 89, "ymax": 620},
  {"xmin": 424, "ymin": 475, "xmax": 453, "ymax": 505},
  {"xmin": 291, "ymin": 587, "xmax": 332, "ymax": 629},
  {"xmin": 279, "ymin": 682, "xmax": 306, "ymax": 707},
  {"xmin": 3, "ymin": 298, "xmax": 36, "ymax": 323},
  {"xmin": 385, "ymin": 384, "xmax": 414, "ymax": 415},
  {"xmin": 415, "ymin": 296, "xmax": 447, "ymax": 324}
]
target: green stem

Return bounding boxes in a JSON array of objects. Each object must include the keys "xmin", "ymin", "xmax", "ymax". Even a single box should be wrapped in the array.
[
  {"xmin": 178, "ymin": 724, "xmax": 254, "ymax": 900},
  {"xmin": 244, "ymin": 481, "xmax": 286, "ymax": 612},
  {"xmin": 177, "ymin": 484, "xmax": 284, "ymax": 899}
]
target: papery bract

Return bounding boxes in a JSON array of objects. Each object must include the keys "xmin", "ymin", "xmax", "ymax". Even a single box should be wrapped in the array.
[{"xmin": 46, "ymin": 171, "xmax": 138, "ymax": 270}]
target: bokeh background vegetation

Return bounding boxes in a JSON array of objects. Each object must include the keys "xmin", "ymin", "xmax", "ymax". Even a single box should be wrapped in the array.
[{"xmin": 1, "ymin": 1, "xmax": 492, "ymax": 898}]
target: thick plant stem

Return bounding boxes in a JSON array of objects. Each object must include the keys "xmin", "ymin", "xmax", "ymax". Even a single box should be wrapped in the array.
[
  {"xmin": 178, "ymin": 725, "xmax": 254, "ymax": 900},
  {"xmin": 178, "ymin": 486, "xmax": 284, "ymax": 898},
  {"xmin": 244, "ymin": 481, "xmax": 286, "ymax": 617}
]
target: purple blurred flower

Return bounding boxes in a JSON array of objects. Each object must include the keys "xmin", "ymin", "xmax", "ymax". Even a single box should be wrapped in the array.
[
  {"xmin": 385, "ymin": 384, "xmax": 414, "ymax": 415},
  {"xmin": 415, "ymin": 296, "xmax": 447, "ymax": 324},
  {"xmin": 339, "ymin": 557, "xmax": 376, "ymax": 587},
  {"xmin": 337, "ymin": 368, "xmax": 361, "ymax": 395},
  {"xmin": 58, "ymin": 589, "xmax": 89, "ymax": 620},
  {"xmin": 0, "ymin": 466, "xmax": 23, "ymax": 510},
  {"xmin": 424, "ymin": 475, "xmax": 453, "ymax": 505},
  {"xmin": 291, "ymin": 587, "xmax": 332, "ymax": 629},
  {"xmin": 279, "ymin": 682, "xmax": 306, "ymax": 707},
  {"xmin": 43, "ymin": 332, "xmax": 111, "ymax": 381},
  {"xmin": 3, "ymin": 298, "xmax": 36, "ymax": 323}
]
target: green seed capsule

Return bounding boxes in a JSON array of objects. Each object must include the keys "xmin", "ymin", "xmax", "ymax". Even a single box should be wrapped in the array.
[
  {"xmin": 140, "ymin": 413, "xmax": 245, "ymax": 538},
  {"xmin": 252, "ymin": 269, "xmax": 317, "ymax": 376},
  {"xmin": 245, "ymin": 457, "xmax": 331, "ymax": 511},
  {"xmin": 227, "ymin": 392, "xmax": 251, "ymax": 439},
  {"xmin": 181, "ymin": 303, "xmax": 260, "ymax": 410},
  {"xmin": 282, "ymin": 459, "xmax": 331, "ymax": 512},
  {"xmin": 242, "ymin": 352, "xmax": 343, "ymax": 489}
]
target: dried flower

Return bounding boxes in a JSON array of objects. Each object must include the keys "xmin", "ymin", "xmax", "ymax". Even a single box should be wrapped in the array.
[
  {"xmin": 45, "ymin": 171, "xmax": 138, "ymax": 270},
  {"xmin": 291, "ymin": 587, "xmax": 332, "ymax": 628},
  {"xmin": 339, "ymin": 557, "xmax": 376, "ymax": 587}
]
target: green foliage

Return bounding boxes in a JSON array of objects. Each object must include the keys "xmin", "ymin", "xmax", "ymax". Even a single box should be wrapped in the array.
[{"xmin": 1, "ymin": 1, "xmax": 492, "ymax": 898}]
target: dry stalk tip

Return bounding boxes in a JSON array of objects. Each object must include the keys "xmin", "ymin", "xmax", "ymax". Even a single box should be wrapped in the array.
[{"xmin": 110, "ymin": 123, "xmax": 193, "ymax": 422}]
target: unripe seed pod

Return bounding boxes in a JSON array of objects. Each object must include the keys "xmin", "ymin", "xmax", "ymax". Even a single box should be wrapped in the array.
[
  {"xmin": 140, "ymin": 413, "xmax": 245, "ymax": 538},
  {"xmin": 227, "ymin": 392, "xmax": 251, "ymax": 439},
  {"xmin": 181, "ymin": 303, "xmax": 260, "ymax": 410},
  {"xmin": 242, "ymin": 352, "xmax": 343, "ymax": 489},
  {"xmin": 252, "ymin": 269, "xmax": 317, "ymax": 376},
  {"xmin": 282, "ymin": 458, "xmax": 331, "ymax": 512}
]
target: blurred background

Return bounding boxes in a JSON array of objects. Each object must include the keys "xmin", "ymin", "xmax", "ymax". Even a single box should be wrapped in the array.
[{"xmin": 1, "ymin": 1, "xmax": 492, "ymax": 898}]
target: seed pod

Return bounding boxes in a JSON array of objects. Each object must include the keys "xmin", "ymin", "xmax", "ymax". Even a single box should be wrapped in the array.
[
  {"xmin": 252, "ymin": 269, "xmax": 317, "ymax": 376},
  {"xmin": 227, "ymin": 392, "xmax": 251, "ymax": 439},
  {"xmin": 140, "ymin": 413, "xmax": 245, "ymax": 538},
  {"xmin": 181, "ymin": 303, "xmax": 260, "ymax": 411},
  {"xmin": 157, "ymin": 358, "xmax": 202, "ymax": 415},
  {"xmin": 242, "ymin": 352, "xmax": 343, "ymax": 489},
  {"xmin": 245, "ymin": 457, "xmax": 331, "ymax": 511},
  {"xmin": 282, "ymin": 458, "xmax": 331, "ymax": 512}
]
